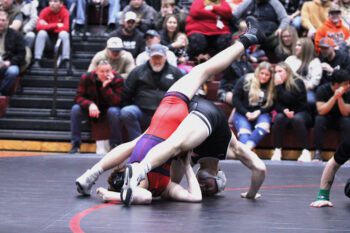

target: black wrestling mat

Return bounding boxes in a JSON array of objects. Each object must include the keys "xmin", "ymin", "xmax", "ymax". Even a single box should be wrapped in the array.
[{"xmin": 1, "ymin": 154, "xmax": 350, "ymax": 233}]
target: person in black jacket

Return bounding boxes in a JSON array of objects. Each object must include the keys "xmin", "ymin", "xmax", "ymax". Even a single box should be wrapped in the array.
[
  {"xmin": 312, "ymin": 69, "xmax": 350, "ymax": 161},
  {"xmin": 270, "ymin": 62, "xmax": 312, "ymax": 162},
  {"xmin": 120, "ymin": 44, "xmax": 183, "ymax": 141},
  {"xmin": 0, "ymin": 10, "xmax": 26, "ymax": 96}
]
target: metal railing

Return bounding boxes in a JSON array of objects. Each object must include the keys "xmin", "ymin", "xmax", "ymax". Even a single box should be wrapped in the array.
[
  {"xmin": 50, "ymin": 2, "xmax": 76, "ymax": 118},
  {"xmin": 50, "ymin": 38, "xmax": 63, "ymax": 118}
]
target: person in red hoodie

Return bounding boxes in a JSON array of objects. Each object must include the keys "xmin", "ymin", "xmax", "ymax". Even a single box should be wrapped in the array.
[
  {"xmin": 32, "ymin": 0, "xmax": 70, "ymax": 69},
  {"xmin": 185, "ymin": 0, "xmax": 233, "ymax": 62},
  {"xmin": 315, "ymin": 3, "xmax": 350, "ymax": 53}
]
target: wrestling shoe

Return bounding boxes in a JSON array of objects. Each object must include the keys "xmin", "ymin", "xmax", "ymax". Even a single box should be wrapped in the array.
[
  {"xmin": 239, "ymin": 16, "xmax": 266, "ymax": 48},
  {"xmin": 120, "ymin": 163, "xmax": 145, "ymax": 206},
  {"xmin": 297, "ymin": 149, "xmax": 311, "ymax": 162},
  {"xmin": 75, "ymin": 169, "xmax": 99, "ymax": 196}
]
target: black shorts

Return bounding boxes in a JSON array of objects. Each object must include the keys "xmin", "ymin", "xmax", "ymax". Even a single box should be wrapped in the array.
[
  {"xmin": 189, "ymin": 96, "xmax": 232, "ymax": 164},
  {"xmin": 334, "ymin": 138, "xmax": 350, "ymax": 165}
]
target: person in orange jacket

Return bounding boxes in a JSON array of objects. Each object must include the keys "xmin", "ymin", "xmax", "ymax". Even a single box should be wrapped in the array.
[{"xmin": 315, "ymin": 3, "xmax": 350, "ymax": 53}]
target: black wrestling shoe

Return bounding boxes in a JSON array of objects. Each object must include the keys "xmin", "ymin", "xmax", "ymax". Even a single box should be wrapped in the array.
[
  {"xmin": 344, "ymin": 178, "xmax": 350, "ymax": 198},
  {"xmin": 121, "ymin": 164, "xmax": 134, "ymax": 206},
  {"xmin": 239, "ymin": 16, "xmax": 266, "ymax": 48}
]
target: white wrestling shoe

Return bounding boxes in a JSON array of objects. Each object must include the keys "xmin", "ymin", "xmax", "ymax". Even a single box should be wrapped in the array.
[
  {"xmin": 271, "ymin": 148, "xmax": 282, "ymax": 161},
  {"xmin": 297, "ymin": 149, "xmax": 311, "ymax": 162},
  {"xmin": 75, "ymin": 169, "xmax": 99, "ymax": 196},
  {"xmin": 120, "ymin": 163, "xmax": 145, "ymax": 206}
]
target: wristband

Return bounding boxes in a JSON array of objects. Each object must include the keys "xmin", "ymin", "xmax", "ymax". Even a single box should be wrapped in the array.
[{"xmin": 316, "ymin": 189, "xmax": 330, "ymax": 201}]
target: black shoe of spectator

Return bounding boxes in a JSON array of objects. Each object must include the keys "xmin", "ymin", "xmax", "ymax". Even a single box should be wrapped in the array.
[
  {"xmin": 31, "ymin": 59, "xmax": 42, "ymax": 69},
  {"xmin": 60, "ymin": 59, "xmax": 70, "ymax": 69},
  {"xmin": 72, "ymin": 24, "xmax": 84, "ymax": 36},
  {"xmin": 110, "ymin": 142, "xmax": 118, "ymax": 151},
  {"xmin": 104, "ymin": 23, "xmax": 116, "ymax": 36},
  {"xmin": 69, "ymin": 143, "xmax": 80, "ymax": 154},
  {"xmin": 239, "ymin": 16, "xmax": 266, "ymax": 48},
  {"xmin": 313, "ymin": 150, "xmax": 323, "ymax": 162}
]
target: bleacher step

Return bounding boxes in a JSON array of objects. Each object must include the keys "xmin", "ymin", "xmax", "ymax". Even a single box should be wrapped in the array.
[{"xmin": 0, "ymin": 129, "xmax": 91, "ymax": 141}]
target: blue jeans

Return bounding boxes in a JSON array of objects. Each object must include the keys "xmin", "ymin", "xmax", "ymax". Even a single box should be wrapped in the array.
[
  {"xmin": 75, "ymin": 0, "xmax": 120, "ymax": 25},
  {"xmin": 232, "ymin": 112, "xmax": 271, "ymax": 147},
  {"xmin": 0, "ymin": 65, "xmax": 20, "ymax": 95},
  {"xmin": 34, "ymin": 30, "xmax": 70, "ymax": 60},
  {"xmin": 70, "ymin": 104, "xmax": 122, "ymax": 146},
  {"xmin": 120, "ymin": 105, "xmax": 153, "ymax": 141},
  {"xmin": 291, "ymin": 16, "xmax": 302, "ymax": 32}
]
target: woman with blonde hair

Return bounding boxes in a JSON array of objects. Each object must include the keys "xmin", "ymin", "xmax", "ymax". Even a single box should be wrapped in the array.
[
  {"xmin": 274, "ymin": 26, "xmax": 299, "ymax": 62},
  {"xmin": 285, "ymin": 37, "xmax": 322, "ymax": 112},
  {"xmin": 271, "ymin": 62, "xmax": 312, "ymax": 162},
  {"xmin": 232, "ymin": 61, "xmax": 275, "ymax": 149}
]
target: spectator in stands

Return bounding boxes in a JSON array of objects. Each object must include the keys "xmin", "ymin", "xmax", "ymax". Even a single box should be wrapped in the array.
[
  {"xmin": 69, "ymin": 59, "xmax": 124, "ymax": 154},
  {"xmin": 120, "ymin": 0, "xmax": 157, "ymax": 33},
  {"xmin": 339, "ymin": 0, "xmax": 350, "ymax": 29},
  {"xmin": 136, "ymin": 29, "xmax": 177, "ymax": 67},
  {"xmin": 120, "ymin": 44, "xmax": 183, "ymax": 141},
  {"xmin": 274, "ymin": 26, "xmax": 299, "ymax": 62},
  {"xmin": 301, "ymin": 0, "xmax": 332, "ymax": 38},
  {"xmin": 185, "ymin": 0, "xmax": 233, "ymax": 61},
  {"xmin": 271, "ymin": 62, "xmax": 312, "ymax": 162},
  {"xmin": 32, "ymin": 0, "xmax": 70, "ymax": 69},
  {"xmin": 233, "ymin": 0, "xmax": 289, "ymax": 53},
  {"xmin": 154, "ymin": 0, "xmax": 187, "ymax": 32},
  {"xmin": 88, "ymin": 37, "xmax": 135, "ymax": 79},
  {"xmin": 0, "ymin": 0, "xmax": 23, "ymax": 31},
  {"xmin": 0, "ymin": 10, "xmax": 26, "ymax": 96},
  {"xmin": 159, "ymin": 14, "xmax": 189, "ymax": 65},
  {"xmin": 279, "ymin": 0, "xmax": 305, "ymax": 32},
  {"xmin": 73, "ymin": 0, "xmax": 119, "ymax": 36},
  {"xmin": 232, "ymin": 61, "xmax": 275, "ymax": 149},
  {"xmin": 217, "ymin": 51, "xmax": 254, "ymax": 105},
  {"xmin": 318, "ymin": 37, "xmax": 350, "ymax": 84},
  {"xmin": 285, "ymin": 37, "xmax": 322, "ymax": 113},
  {"xmin": 110, "ymin": 11, "xmax": 145, "ymax": 59},
  {"xmin": 315, "ymin": 4, "xmax": 350, "ymax": 53},
  {"xmin": 312, "ymin": 69, "xmax": 350, "ymax": 161},
  {"xmin": 15, "ymin": 0, "xmax": 38, "ymax": 49}
]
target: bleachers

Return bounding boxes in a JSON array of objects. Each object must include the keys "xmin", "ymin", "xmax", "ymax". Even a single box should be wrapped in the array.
[
  {"xmin": 0, "ymin": 35, "xmax": 108, "ymax": 152},
  {"xmin": 0, "ymin": 27, "xmax": 340, "ymax": 159},
  {"xmin": 205, "ymin": 79, "xmax": 339, "ymax": 160}
]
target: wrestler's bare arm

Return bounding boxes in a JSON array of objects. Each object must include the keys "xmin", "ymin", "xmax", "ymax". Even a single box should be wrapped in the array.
[{"xmin": 162, "ymin": 154, "xmax": 202, "ymax": 202}]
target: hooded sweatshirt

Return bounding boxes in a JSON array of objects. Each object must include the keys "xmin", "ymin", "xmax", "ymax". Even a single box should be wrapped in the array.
[{"xmin": 315, "ymin": 18, "xmax": 350, "ymax": 52}]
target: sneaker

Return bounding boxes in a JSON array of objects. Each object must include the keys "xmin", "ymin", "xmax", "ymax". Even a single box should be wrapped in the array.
[
  {"xmin": 120, "ymin": 163, "xmax": 145, "ymax": 206},
  {"xmin": 31, "ymin": 59, "xmax": 41, "ymax": 69},
  {"xmin": 313, "ymin": 150, "xmax": 323, "ymax": 162},
  {"xmin": 271, "ymin": 148, "xmax": 282, "ymax": 161},
  {"xmin": 239, "ymin": 16, "xmax": 266, "ymax": 46},
  {"xmin": 298, "ymin": 149, "xmax": 311, "ymax": 162},
  {"xmin": 59, "ymin": 59, "xmax": 70, "ymax": 69},
  {"xmin": 75, "ymin": 169, "xmax": 99, "ymax": 196},
  {"xmin": 69, "ymin": 144, "xmax": 80, "ymax": 154},
  {"xmin": 105, "ymin": 23, "xmax": 116, "ymax": 35},
  {"xmin": 72, "ymin": 24, "xmax": 84, "ymax": 36}
]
